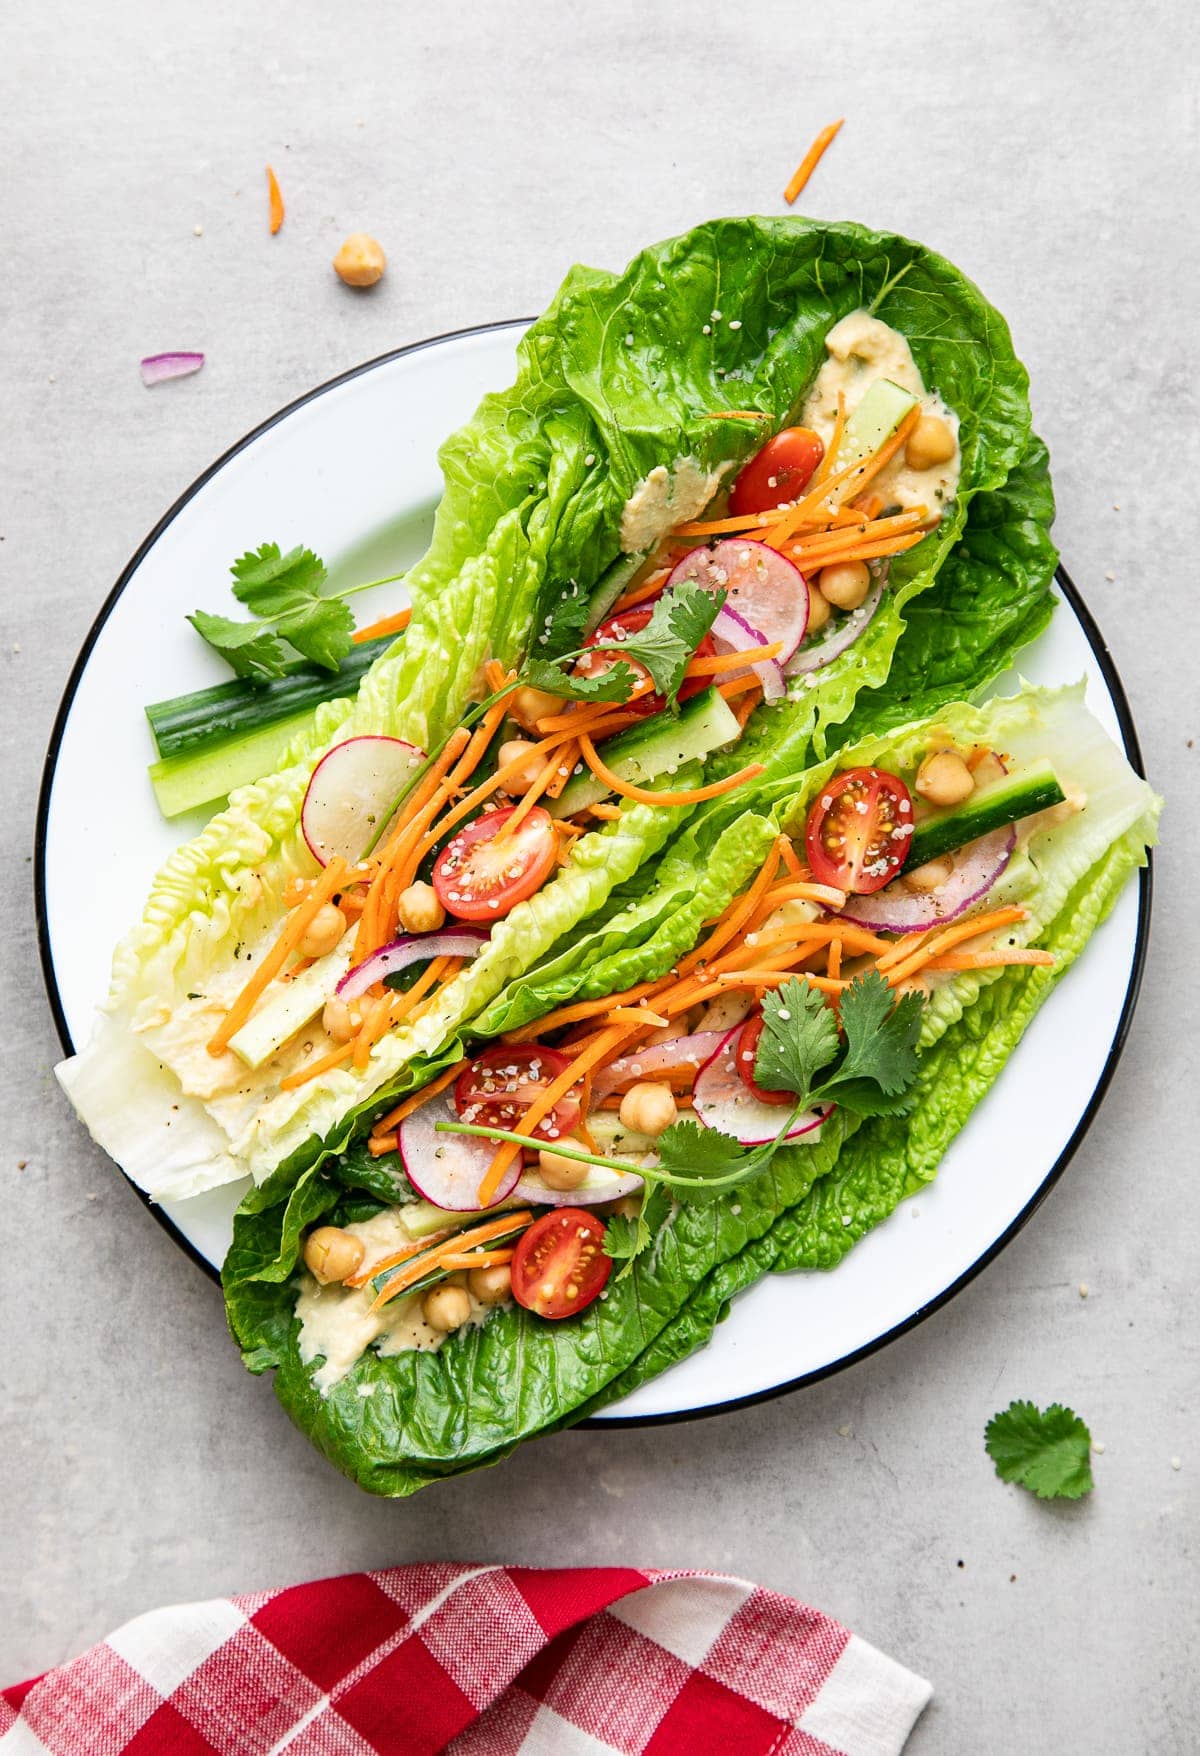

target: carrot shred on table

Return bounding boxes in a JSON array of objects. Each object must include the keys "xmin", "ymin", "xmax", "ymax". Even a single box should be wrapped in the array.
[
  {"xmin": 577, "ymin": 735, "xmax": 763, "ymax": 808},
  {"xmin": 266, "ymin": 164, "xmax": 285, "ymax": 234},
  {"xmin": 208, "ymin": 855, "xmax": 348, "ymax": 1055},
  {"xmin": 352, "ymin": 607, "xmax": 412, "ymax": 644},
  {"xmin": 783, "ymin": 118, "xmax": 844, "ymax": 206}
]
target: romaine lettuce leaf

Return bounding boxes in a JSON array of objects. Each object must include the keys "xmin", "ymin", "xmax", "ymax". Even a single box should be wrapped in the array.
[{"xmin": 222, "ymin": 686, "xmax": 1157, "ymax": 1495}]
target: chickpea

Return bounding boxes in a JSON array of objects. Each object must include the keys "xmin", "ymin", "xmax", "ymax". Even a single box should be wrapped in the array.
[
  {"xmin": 619, "ymin": 1082, "xmax": 678, "ymax": 1139},
  {"xmin": 510, "ymin": 685, "xmax": 565, "ymax": 732},
  {"xmin": 916, "ymin": 749, "xmax": 975, "ymax": 808},
  {"xmin": 806, "ymin": 582, "xmax": 832, "ymax": 634},
  {"xmin": 299, "ymin": 902, "xmax": 347, "ymax": 959},
  {"xmin": 901, "ymin": 856, "xmax": 955, "ymax": 894},
  {"xmin": 818, "ymin": 560, "xmax": 871, "ymax": 611},
  {"xmin": 905, "ymin": 414, "xmax": 957, "ymax": 472},
  {"xmin": 537, "ymin": 1141, "xmax": 588, "ymax": 1190},
  {"xmin": 498, "ymin": 738, "xmax": 548, "ymax": 794},
  {"xmin": 423, "ymin": 1283, "xmax": 472, "ymax": 1332},
  {"xmin": 468, "ymin": 1262, "xmax": 513, "ymax": 1304},
  {"xmin": 303, "ymin": 1225, "xmax": 365, "ymax": 1285},
  {"xmin": 322, "ymin": 996, "xmax": 361, "ymax": 1042},
  {"xmin": 333, "ymin": 232, "xmax": 386, "ymax": 288},
  {"xmin": 397, "ymin": 880, "xmax": 445, "ymax": 935}
]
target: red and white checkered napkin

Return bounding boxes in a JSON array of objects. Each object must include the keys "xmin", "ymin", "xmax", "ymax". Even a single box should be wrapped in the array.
[{"xmin": 1, "ymin": 1564, "xmax": 930, "ymax": 1755}]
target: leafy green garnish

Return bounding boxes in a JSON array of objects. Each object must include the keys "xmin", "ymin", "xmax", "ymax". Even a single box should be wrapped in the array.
[
  {"xmin": 522, "ymin": 580, "xmax": 724, "ymax": 708},
  {"xmin": 188, "ymin": 544, "xmax": 404, "ymax": 680},
  {"xmin": 984, "ymin": 1400, "xmax": 1095, "ymax": 1501},
  {"xmin": 603, "ymin": 1181, "xmax": 673, "ymax": 1266}
]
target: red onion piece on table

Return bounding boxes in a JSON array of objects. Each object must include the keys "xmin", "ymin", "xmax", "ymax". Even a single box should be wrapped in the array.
[
  {"xmin": 337, "ymin": 930, "xmax": 487, "ymax": 1002},
  {"xmin": 140, "ymin": 352, "xmax": 205, "ymax": 386},
  {"xmin": 839, "ymin": 828, "xmax": 1016, "ymax": 932}
]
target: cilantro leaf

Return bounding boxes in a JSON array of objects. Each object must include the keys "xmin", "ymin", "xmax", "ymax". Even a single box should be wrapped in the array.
[
  {"xmin": 533, "ymin": 577, "xmax": 594, "ymax": 663},
  {"xmin": 604, "ymin": 1181, "xmax": 673, "ymax": 1275},
  {"xmin": 185, "ymin": 609, "xmax": 288, "ymax": 680},
  {"xmin": 230, "ymin": 542, "xmax": 328, "ymax": 615},
  {"xmin": 654, "ymin": 1118, "xmax": 746, "ymax": 1193},
  {"xmin": 521, "ymin": 653, "xmax": 641, "ymax": 706},
  {"xmin": 833, "ymin": 971, "xmax": 924, "ymax": 1095},
  {"xmin": 755, "ymin": 979, "xmax": 840, "ymax": 1101},
  {"xmin": 275, "ymin": 595, "xmax": 355, "ymax": 671},
  {"xmin": 617, "ymin": 580, "xmax": 724, "ymax": 700},
  {"xmin": 985, "ymin": 1401, "xmax": 1095, "ymax": 1501}
]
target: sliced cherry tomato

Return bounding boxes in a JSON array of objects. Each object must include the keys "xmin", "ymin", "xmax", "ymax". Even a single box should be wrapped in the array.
[
  {"xmin": 729, "ymin": 427, "xmax": 825, "ymax": 516},
  {"xmin": 454, "ymin": 1043, "xmax": 581, "ymax": 1142},
  {"xmin": 510, "ymin": 1207, "xmax": 611, "ymax": 1320},
  {"xmin": 804, "ymin": 766, "xmax": 914, "ymax": 895},
  {"xmin": 573, "ymin": 608, "xmax": 715, "ymax": 717},
  {"xmin": 734, "ymin": 1012, "xmax": 793, "ymax": 1107},
  {"xmin": 432, "ymin": 805, "xmax": 559, "ymax": 921}
]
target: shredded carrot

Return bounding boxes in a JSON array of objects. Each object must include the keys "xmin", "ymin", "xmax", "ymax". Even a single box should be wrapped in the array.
[
  {"xmin": 352, "ymin": 607, "xmax": 412, "ymax": 645},
  {"xmin": 495, "ymin": 749, "xmax": 564, "ymax": 842},
  {"xmin": 792, "ymin": 507, "xmax": 928, "ymax": 557},
  {"xmin": 372, "ymin": 1211, "xmax": 536, "ymax": 1308},
  {"xmin": 505, "ymin": 978, "xmax": 673, "ymax": 1043},
  {"xmin": 602, "ymin": 1006, "xmax": 670, "ymax": 1029},
  {"xmin": 777, "ymin": 839, "xmax": 805, "ymax": 878},
  {"xmin": 674, "ymin": 841, "xmax": 784, "ymax": 979},
  {"xmin": 384, "ymin": 955, "xmax": 459, "ymax": 1034},
  {"xmin": 367, "ymin": 1134, "xmax": 398, "ymax": 1156},
  {"xmin": 756, "ymin": 876, "xmax": 848, "ymax": 915},
  {"xmin": 853, "ymin": 493, "xmax": 885, "ymax": 520},
  {"xmin": 685, "ymin": 642, "xmax": 783, "ymax": 678},
  {"xmin": 355, "ymin": 727, "xmax": 471, "ymax": 957},
  {"xmin": 733, "ymin": 690, "xmax": 762, "ymax": 731},
  {"xmin": 345, "ymin": 1232, "xmax": 452, "ymax": 1287},
  {"xmin": 578, "ymin": 735, "xmax": 763, "ymax": 808},
  {"xmin": 266, "ymin": 164, "xmax": 285, "ymax": 234},
  {"xmin": 208, "ymin": 856, "xmax": 348, "ymax": 1055},
  {"xmin": 712, "ymin": 969, "xmax": 848, "ymax": 996},
  {"xmin": 545, "ymin": 740, "xmax": 581, "ymax": 801},
  {"xmin": 588, "ymin": 802, "xmax": 624, "ymax": 821},
  {"xmin": 437, "ymin": 1247, "xmax": 517, "ymax": 1271},
  {"xmin": 792, "ymin": 533, "xmax": 925, "ymax": 571},
  {"xmin": 810, "ymin": 391, "xmax": 846, "ymax": 489},
  {"xmin": 551, "ymin": 817, "xmax": 586, "ymax": 837},
  {"xmin": 883, "ymin": 906, "xmax": 1029, "ymax": 987},
  {"xmin": 672, "ymin": 509, "xmax": 790, "ymax": 539},
  {"xmin": 827, "ymin": 937, "xmax": 842, "ymax": 982},
  {"xmin": 353, "ymin": 994, "xmax": 392, "ymax": 1070},
  {"xmin": 476, "ymin": 1025, "xmax": 635, "ymax": 1205},
  {"xmin": 277, "ymin": 1041, "xmax": 355, "ymax": 1091},
  {"xmin": 483, "ymin": 660, "xmax": 509, "ymax": 693},
  {"xmin": 611, "ymin": 570, "xmax": 674, "ymax": 615},
  {"xmin": 536, "ymin": 694, "xmax": 650, "ymax": 734},
  {"xmin": 926, "ymin": 948, "xmax": 1054, "ymax": 971},
  {"xmin": 784, "ymin": 118, "xmax": 844, "ymax": 205},
  {"xmin": 716, "ymin": 675, "xmax": 765, "ymax": 701},
  {"xmin": 371, "ymin": 1061, "xmax": 467, "ymax": 1136},
  {"xmin": 743, "ymin": 921, "xmax": 891, "ymax": 958}
]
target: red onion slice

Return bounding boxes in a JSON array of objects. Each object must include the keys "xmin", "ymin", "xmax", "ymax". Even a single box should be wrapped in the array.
[
  {"xmin": 140, "ymin": 352, "xmax": 205, "ymax": 386},
  {"xmin": 839, "ymin": 827, "xmax": 1016, "ymax": 932},
  {"xmin": 591, "ymin": 1032, "xmax": 729, "ymax": 1102},
  {"xmin": 693, "ymin": 1026, "xmax": 826, "ymax": 1146},
  {"xmin": 668, "ymin": 540, "xmax": 809, "ymax": 663},
  {"xmin": 399, "ymin": 1096, "xmax": 520, "ymax": 1210},
  {"xmin": 513, "ymin": 1163, "xmax": 644, "ymax": 1208},
  {"xmin": 337, "ymin": 930, "xmax": 488, "ymax": 1002},
  {"xmin": 786, "ymin": 568, "xmax": 885, "ymax": 676},
  {"xmin": 711, "ymin": 604, "xmax": 786, "ymax": 704}
]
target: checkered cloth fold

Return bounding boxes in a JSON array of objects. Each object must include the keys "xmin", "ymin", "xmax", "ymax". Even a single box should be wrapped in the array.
[{"xmin": 1, "ymin": 1565, "xmax": 930, "ymax": 1755}]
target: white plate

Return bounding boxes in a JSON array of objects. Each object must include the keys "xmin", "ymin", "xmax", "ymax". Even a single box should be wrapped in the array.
[{"xmin": 36, "ymin": 321, "xmax": 1150, "ymax": 1423}]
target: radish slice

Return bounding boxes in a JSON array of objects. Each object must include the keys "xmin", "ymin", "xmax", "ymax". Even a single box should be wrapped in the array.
[
  {"xmin": 591, "ymin": 1032, "xmax": 729, "ymax": 1102},
  {"xmin": 513, "ymin": 1163, "xmax": 644, "ymax": 1207},
  {"xmin": 711, "ymin": 604, "xmax": 786, "ymax": 704},
  {"xmin": 786, "ymin": 569, "xmax": 885, "ymax": 676},
  {"xmin": 693, "ymin": 1026, "xmax": 826, "ymax": 1146},
  {"xmin": 839, "ymin": 828, "xmax": 1017, "ymax": 933},
  {"xmin": 337, "ymin": 929, "xmax": 488, "ymax": 1002},
  {"xmin": 668, "ymin": 540, "xmax": 808, "ymax": 662},
  {"xmin": 399, "ymin": 1096, "xmax": 520, "ymax": 1210},
  {"xmin": 302, "ymin": 735, "xmax": 424, "ymax": 866}
]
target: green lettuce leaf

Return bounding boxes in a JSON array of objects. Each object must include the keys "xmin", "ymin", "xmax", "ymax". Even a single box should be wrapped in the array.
[{"xmin": 222, "ymin": 686, "xmax": 1157, "ymax": 1494}]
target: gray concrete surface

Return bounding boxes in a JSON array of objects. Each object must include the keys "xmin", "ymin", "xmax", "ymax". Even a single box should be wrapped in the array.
[{"xmin": 2, "ymin": 1, "xmax": 1196, "ymax": 1748}]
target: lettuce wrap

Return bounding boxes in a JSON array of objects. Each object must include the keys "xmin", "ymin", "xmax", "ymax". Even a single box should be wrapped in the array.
[
  {"xmin": 222, "ymin": 681, "xmax": 1159, "ymax": 1495},
  {"xmin": 58, "ymin": 215, "xmax": 1046, "ymax": 1204}
]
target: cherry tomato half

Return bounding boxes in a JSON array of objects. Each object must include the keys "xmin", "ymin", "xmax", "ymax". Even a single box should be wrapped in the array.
[
  {"xmin": 804, "ymin": 766, "xmax": 914, "ymax": 895},
  {"xmin": 734, "ymin": 1012, "xmax": 793, "ymax": 1107},
  {"xmin": 729, "ymin": 427, "xmax": 825, "ymax": 517},
  {"xmin": 454, "ymin": 1043, "xmax": 582, "ymax": 1142},
  {"xmin": 573, "ymin": 608, "xmax": 715, "ymax": 717},
  {"xmin": 432, "ymin": 805, "xmax": 559, "ymax": 922},
  {"xmin": 510, "ymin": 1207, "xmax": 611, "ymax": 1320}
]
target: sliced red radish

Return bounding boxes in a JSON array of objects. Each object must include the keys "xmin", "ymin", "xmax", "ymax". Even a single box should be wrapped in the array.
[
  {"xmin": 302, "ymin": 735, "xmax": 425, "ymax": 867},
  {"xmin": 839, "ymin": 827, "xmax": 1016, "ymax": 933},
  {"xmin": 711, "ymin": 604, "xmax": 786, "ymax": 703},
  {"xmin": 337, "ymin": 929, "xmax": 488, "ymax": 1003},
  {"xmin": 513, "ymin": 1162, "xmax": 644, "ymax": 1207},
  {"xmin": 399, "ymin": 1096, "xmax": 520, "ymax": 1210},
  {"xmin": 786, "ymin": 569, "xmax": 884, "ymax": 676},
  {"xmin": 668, "ymin": 540, "xmax": 808, "ymax": 662},
  {"xmin": 693, "ymin": 1025, "xmax": 826, "ymax": 1146},
  {"xmin": 590, "ymin": 1032, "xmax": 728, "ymax": 1102}
]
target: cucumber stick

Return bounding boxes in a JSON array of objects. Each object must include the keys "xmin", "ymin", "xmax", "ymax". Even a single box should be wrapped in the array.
[
  {"xmin": 908, "ymin": 759, "xmax": 1066, "ymax": 868},
  {"xmin": 557, "ymin": 686, "xmax": 741, "ymax": 816}
]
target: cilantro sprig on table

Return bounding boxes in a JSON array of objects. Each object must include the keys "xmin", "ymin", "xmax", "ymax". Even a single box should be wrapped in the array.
[
  {"xmin": 438, "ymin": 972, "xmax": 926, "ymax": 1275},
  {"xmin": 188, "ymin": 543, "xmax": 405, "ymax": 680},
  {"xmin": 985, "ymin": 1401, "xmax": 1095, "ymax": 1501}
]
